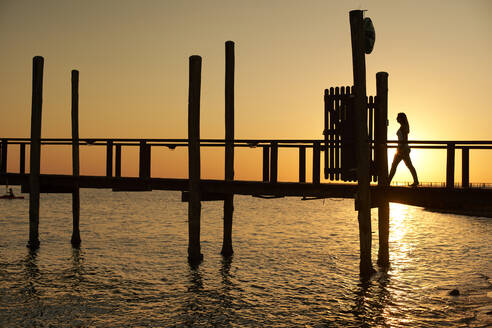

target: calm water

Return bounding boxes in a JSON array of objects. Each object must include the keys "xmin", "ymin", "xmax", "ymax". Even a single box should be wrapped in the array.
[{"xmin": 0, "ymin": 188, "xmax": 491, "ymax": 327}]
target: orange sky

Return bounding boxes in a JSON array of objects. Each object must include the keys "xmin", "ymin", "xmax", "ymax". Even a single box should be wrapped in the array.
[{"xmin": 1, "ymin": 0, "xmax": 491, "ymax": 183}]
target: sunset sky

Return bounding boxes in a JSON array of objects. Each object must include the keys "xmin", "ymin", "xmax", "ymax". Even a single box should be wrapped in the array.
[{"xmin": 1, "ymin": 0, "xmax": 491, "ymax": 183}]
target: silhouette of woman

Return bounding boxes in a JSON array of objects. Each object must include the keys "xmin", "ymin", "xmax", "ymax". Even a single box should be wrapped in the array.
[{"xmin": 388, "ymin": 112, "xmax": 419, "ymax": 186}]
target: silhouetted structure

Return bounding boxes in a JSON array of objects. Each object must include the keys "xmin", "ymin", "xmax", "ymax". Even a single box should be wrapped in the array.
[{"xmin": 1, "ymin": 11, "xmax": 492, "ymax": 279}]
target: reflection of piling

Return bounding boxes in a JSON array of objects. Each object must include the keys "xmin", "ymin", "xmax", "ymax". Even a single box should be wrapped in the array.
[
  {"xmin": 187, "ymin": 55, "xmax": 203, "ymax": 264},
  {"xmin": 221, "ymin": 41, "xmax": 235, "ymax": 257},
  {"xmin": 349, "ymin": 10, "xmax": 374, "ymax": 277},
  {"xmin": 71, "ymin": 70, "xmax": 81, "ymax": 247},
  {"xmin": 375, "ymin": 72, "xmax": 389, "ymax": 267},
  {"xmin": 28, "ymin": 56, "xmax": 43, "ymax": 250}
]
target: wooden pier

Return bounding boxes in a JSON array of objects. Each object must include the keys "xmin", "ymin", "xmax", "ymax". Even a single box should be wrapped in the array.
[{"xmin": 1, "ymin": 11, "xmax": 491, "ymax": 278}]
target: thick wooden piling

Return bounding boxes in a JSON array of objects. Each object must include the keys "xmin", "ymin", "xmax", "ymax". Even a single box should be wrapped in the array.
[
  {"xmin": 221, "ymin": 41, "xmax": 235, "ymax": 257},
  {"xmin": 71, "ymin": 70, "xmax": 81, "ymax": 247},
  {"xmin": 106, "ymin": 140, "xmax": 113, "ymax": 177},
  {"xmin": 313, "ymin": 141, "xmax": 321, "ymax": 184},
  {"xmin": 446, "ymin": 143, "xmax": 455, "ymax": 189},
  {"xmin": 270, "ymin": 141, "xmax": 278, "ymax": 183},
  {"xmin": 262, "ymin": 146, "xmax": 270, "ymax": 182},
  {"xmin": 20, "ymin": 144, "xmax": 26, "ymax": 174},
  {"xmin": 188, "ymin": 55, "xmax": 203, "ymax": 264},
  {"xmin": 115, "ymin": 144, "xmax": 121, "ymax": 177},
  {"xmin": 1, "ymin": 139, "xmax": 7, "ymax": 174},
  {"xmin": 349, "ymin": 10, "xmax": 374, "ymax": 277},
  {"xmin": 28, "ymin": 56, "xmax": 43, "ymax": 250},
  {"xmin": 462, "ymin": 147, "xmax": 469, "ymax": 188},
  {"xmin": 299, "ymin": 146, "xmax": 306, "ymax": 183},
  {"xmin": 375, "ymin": 72, "xmax": 389, "ymax": 267}
]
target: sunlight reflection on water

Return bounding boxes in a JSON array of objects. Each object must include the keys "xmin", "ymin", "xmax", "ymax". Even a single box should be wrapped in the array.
[{"xmin": 0, "ymin": 189, "xmax": 491, "ymax": 327}]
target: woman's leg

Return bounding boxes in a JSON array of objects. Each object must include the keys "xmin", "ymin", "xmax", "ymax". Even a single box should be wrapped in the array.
[
  {"xmin": 403, "ymin": 156, "xmax": 419, "ymax": 185},
  {"xmin": 388, "ymin": 153, "xmax": 402, "ymax": 185}
]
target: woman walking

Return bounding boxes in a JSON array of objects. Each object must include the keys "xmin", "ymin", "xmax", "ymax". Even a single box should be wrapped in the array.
[{"xmin": 388, "ymin": 112, "xmax": 419, "ymax": 187}]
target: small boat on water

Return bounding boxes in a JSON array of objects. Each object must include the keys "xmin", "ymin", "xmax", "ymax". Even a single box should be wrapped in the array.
[
  {"xmin": 0, "ymin": 194, "xmax": 24, "ymax": 199},
  {"xmin": 1, "ymin": 186, "xmax": 24, "ymax": 199}
]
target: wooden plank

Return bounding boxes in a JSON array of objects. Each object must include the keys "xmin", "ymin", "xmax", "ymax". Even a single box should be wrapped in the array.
[
  {"xmin": 262, "ymin": 146, "xmax": 269, "ymax": 182},
  {"xmin": 335, "ymin": 87, "xmax": 340, "ymax": 180},
  {"xmin": 187, "ymin": 55, "xmax": 203, "ymax": 264},
  {"xmin": 462, "ymin": 147, "xmax": 469, "ymax": 188},
  {"xmin": 329, "ymin": 87, "xmax": 335, "ymax": 180},
  {"xmin": 115, "ymin": 144, "xmax": 121, "ymax": 177},
  {"xmin": 28, "ymin": 56, "xmax": 43, "ymax": 250},
  {"xmin": 299, "ymin": 146, "xmax": 306, "ymax": 183},
  {"xmin": 324, "ymin": 89, "xmax": 329, "ymax": 179},
  {"xmin": 19, "ymin": 144, "xmax": 26, "ymax": 174},
  {"xmin": 106, "ymin": 140, "xmax": 113, "ymax": 177},
  {"xmin": 71, "ymin": 70, "xmax": 81, "ymax": 246},
  {"xmin": 270, "ymin": 141, "xmax": 278, "ymax": 183},
  {"xmin": 0, "ymin": 139, "xmax": 7, "ymax": 174},
  {"xmin": 182, "ymin": 191, "xmax": 228, "ymax": 202},
  {"xmin": 313, "ymin": 141, "xmax": 320, "ymax": 184},
  {"xmin": 446, "ymin": 143, "xmax": 455, "ymax": 189}
]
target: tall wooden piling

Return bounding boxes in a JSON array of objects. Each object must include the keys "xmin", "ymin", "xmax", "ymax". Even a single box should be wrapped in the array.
[
  {"xmin": 375, "ymin": 72, "xmax": 389, "ymax": 267},
  {"xmin": 349, "ymin": 10, "xmax": 374, "ymax": 277},
  {"xmin": 221, "ymin": 41, "xmax": 235, "ymax": 257},
  {"xmin": 28, "ymin": 56, "xmax": 43, "ymax": 250},
  {"xmin": 71, "ymin": 70, "xmax": 81, "ymax": 247},
  {"xmin": 188, "ymin": 55, "xmax": 203, "ymax": 264},
  {"xmin": 20, "ymin": 144, "xmax": 26, "ymax": 174}
]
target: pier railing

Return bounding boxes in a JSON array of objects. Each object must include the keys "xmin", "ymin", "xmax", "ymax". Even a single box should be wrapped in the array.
[{"xmin": 1, "ymin": 137, "xmax": 491, "ymax": 189}]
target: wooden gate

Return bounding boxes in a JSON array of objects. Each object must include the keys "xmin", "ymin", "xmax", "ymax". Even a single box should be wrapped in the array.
[{"xmin": 323, "ymin": 86, "xmax": 376, "ymax": 181}]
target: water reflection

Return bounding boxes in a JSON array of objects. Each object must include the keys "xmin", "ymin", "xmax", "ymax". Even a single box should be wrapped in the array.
[
  {"xmin": 22, "ymin": 248, "xmax": 40, "ymax": 297},
  {"xmin": 344, "ymin": 272, "xmax": 393, "ymax": 327},
  {"xmin": 70, "ymin": 247, "xmax": 85, "ymax": 290}
]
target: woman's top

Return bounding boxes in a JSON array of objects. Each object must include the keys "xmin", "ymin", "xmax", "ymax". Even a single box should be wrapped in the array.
[{"xmin": 396, "ymin": 127, "xmax": 410, "ymax": 155}]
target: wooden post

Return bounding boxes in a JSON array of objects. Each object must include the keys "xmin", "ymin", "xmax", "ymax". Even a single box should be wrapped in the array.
[
  {"xmin": 350, "ymin": 10, "xmax": 374, "ymax": 277},
  {"xmin": 139, "ymin": 140, "xmax": 151, "ymax": 179},
  {"xmin": 0, "ymin": 139, "xmax": 7, "ymax": 174},
  {"xmin": 106, "ymin": 140, "xmax": 113, "ymax": 177},
  {"xmin": 28, "ymin": 56, "xmax": 43, "ymax": 250},
  {"xmin": 462, "ymin": 147, "xmax": 469, "ymax": 188},
  {"xmin": 115, "ymin": 144, "xmax": 121, "ymax": 177},
  {"xmin": 71, "ymin": 70, "xmax": 81, "ymax": 247},
  {"xmin": 188, "ymin": 55, "xmax": 203, "ymax": 264},
  {"xmin": 375, "ymin": 72, "xmax": 389, "ymax": 267},
  {"xmin": 20, "ymin": 144, "xmax": 26, "ymax": 174},
  {"xmin": 270, "ymin": 141, "xmax": 278, "ymax": 183},
  {"xmin": 446, "ymin": 143, "xmax": 455, "ymax": 189},
  {"xmin": 262, "ymin": 146, "xmax": 270, "ymax": 182},
  {"xmin": 313, "ymin": 141, "xmax": 321, "ymax": 184},
  {"xmin": 221, "ymin": 40, "xmax": 235, "ymax": 257},
  {"xmin": 299, "ymin": 146, "xmax": 306, "ymax": 183}
]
